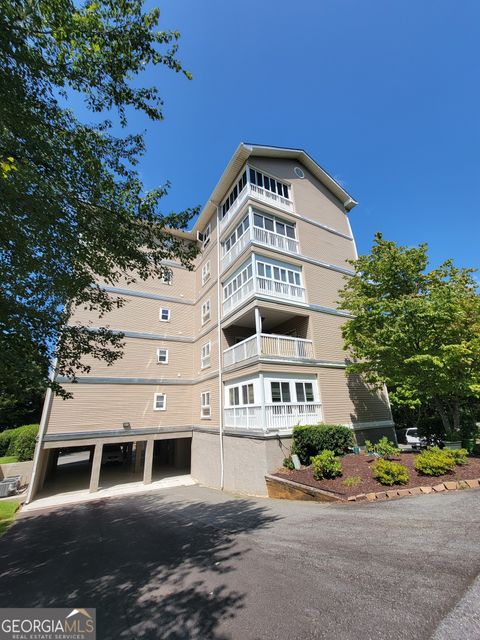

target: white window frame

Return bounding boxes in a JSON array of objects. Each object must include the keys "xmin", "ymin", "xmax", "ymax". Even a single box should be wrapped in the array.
[
  {"xmin": 160, "ymin": 270, "xmax": 173, "ymax": 285},
  {"xmin": 295, "ymin": 381, "xmax": 314, "ymax": 403},
  {"xmin": 256, "ymin": 260, "xmax": 301, "ymax": 287},
  {"xmin": 159, "ymin": 308, "xmax": 170, "ymax": 322},
  {"xmin": 201, "ymin": 299, "xmax": 211, "ymax": 325},
  {"xmin": 228, "ymin": 383, "xmax": 255, "ymax": 406},
  {"xmin": 202, "ymin": 224, "xmax": 211, "ymax": 248},
  {"xmin": 201, "ymin": 391, "xmax": 211, "ymax": 419},
  {"xmin": 201, "ymin": 341, "xmax": 211, "ymax": 369},
  {"xmin": 223, "ymin": 261, "xmax": 253, "ymax": 301},
  {"xmin": 153, "ymin": 392, "xmax": 166, "ymax": 411},
  {"xmin": 270, "ymin": 381, "xmax": 292, "ymax": 403},
  {"xmin": 157, "ymin": 348, "xmax": 169, "ymax": 364},
  {"xmin": 201, "ymin": 261, "xmax": 211, "ymax": 286}
]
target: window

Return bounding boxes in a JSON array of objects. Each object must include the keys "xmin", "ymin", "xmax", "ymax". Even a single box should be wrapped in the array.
[
  {"xmin": 256, "ymin": 260, "xmax": 301, "ymax": 286},
  {"xmin": 249, "ymin": 168, "xmax": 290, "ymax": 199},
  {"xmin": 160, "ymin": 270, "xmax": 172, "ymax": 285},
  {"xmin": 295, "ymin": 382, "xmax": 314, "ymax": 403},
  {"xmin": 223, "ymin": 215, "xmax": 250, "ymax": 256},
  {"xmin": 201, "ymin": 342, "xmax": 211, "ymax": 369},
  {"xmin": 202, "ymin": 224, "xmax": 211, "ymax": 248},
  {"xmin": 228, "ymin": 383, "xmax": 254, "ymax": 406},
  {"xmin": 201, "ymin": 299, "xmax": 211, "ymax": 325},
  {"xmin": 253, "ymin": 212, "xmax": 295, "ymax": 239},
  {"xmin": 201, "ymin": 392, "xmax": 211, "ymax": 418},
  {"xmin": 157, "ymin": 348, "xmax": 168, "ymax": 364},
  {"xmin": 223, "ymin": 262, "xmax": 253, "ymax": 300},
  {"xmin": 242, "ymin": 383, "xmax": 255, "ymax": 405},
  {"xmin": 271, "ymin": 382, "xmax": 291, "ymax": 403},
  {"xmin": 201, "ymin": 261, "xmax": 211, "ymax": 285},
  {"xmin": 153, "ymin": 393, "xmax": 166, "ymax": 411},
  {"xmin": 159, "ymin": 308, "xmax": 170, "ymax": 322},
  {"xmin": 221, "ymin": 171, "xmax": 247, "ymax": 219}
]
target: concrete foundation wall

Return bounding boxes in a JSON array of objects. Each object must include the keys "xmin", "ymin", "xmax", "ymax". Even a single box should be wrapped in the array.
[
  {"xmin": 0, "ymin": 461, "xmax": 33, "ymax": 486},
  {"xmin": 191, "ymin": 430, "xmax": 292, "ymax": 497}
]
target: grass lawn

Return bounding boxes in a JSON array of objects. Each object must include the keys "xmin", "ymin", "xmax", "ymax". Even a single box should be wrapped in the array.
[
  {"xmin": 0, "ymin": 456, "xmax": 19, "ymax": 464},
  {"xmin": 0, "ymin": 500, "xmax": 20, "ymax": 537}
]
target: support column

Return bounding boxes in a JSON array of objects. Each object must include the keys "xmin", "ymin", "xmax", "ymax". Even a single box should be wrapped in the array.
[
  {"xmin": 134, "ymin": 441, "xmax": 145, "ymax": 473},
  {"xmin": 143, "ymin": 439, "xmax": 154, "ymax": 485},
  {"xmin": 89, "ymin": 443, "xmax": 103, "ymax": 493},
  {"xmin": 255, "ymin": 306, "xmax": 263, "ymax": 357},
  {"xmin": 259, "ymin": 372, "xmax": 267, "ymax": 433}
]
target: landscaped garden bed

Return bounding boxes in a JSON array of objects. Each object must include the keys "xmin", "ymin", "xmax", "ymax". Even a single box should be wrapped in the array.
[{"xmin": 274, "ymin": 451, "xmax": 480, "ymax": 500}]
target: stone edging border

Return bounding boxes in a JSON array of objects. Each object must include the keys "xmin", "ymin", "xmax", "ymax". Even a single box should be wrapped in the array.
[{"xmin": 349, "ymin": 478, "xmax": 480, "ymax": 502}]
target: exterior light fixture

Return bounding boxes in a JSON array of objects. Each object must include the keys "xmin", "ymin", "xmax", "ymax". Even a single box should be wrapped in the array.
[{"xmin": 123, "ymin": 422, "xmax": 131, "ymax": 429}]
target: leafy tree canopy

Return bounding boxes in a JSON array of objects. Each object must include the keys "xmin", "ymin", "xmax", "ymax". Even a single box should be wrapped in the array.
[
  {"xmin": 339, "ymin": 233, "xmax": 480, "ymax": 436},
  {"xmin": 0, "ymin": 0, "xmax": 200, "ymax": 401}
]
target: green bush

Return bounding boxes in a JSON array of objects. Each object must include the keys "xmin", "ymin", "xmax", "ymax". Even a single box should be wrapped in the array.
[
  {"xmin": 293, "ymin": 424, "xmax": 354, "ymax": 464},
  {"xmin": 372, "ymin": 459, "xmax": 409, "ymax": 486},
  {"xmin": 364, "ymin": 437, "xmax": 400, "ymax": 459},
  {"xmin": 0, "ymin": 424, "xmax": 39, "ymax": 461},
  {"xmin": 282, "ymin": 457, "xmax": 295, "ymax": 470},
  {"xmin": 414, "ymin": 447, "xmax": 456, "ymax": 476},
  {"xmin": 449, "ymin": 448, "xmax": 468, "ymax": 466},
  {"xmin": 311, "ymin": 450, "xmax": 342, "ymax": 480}
]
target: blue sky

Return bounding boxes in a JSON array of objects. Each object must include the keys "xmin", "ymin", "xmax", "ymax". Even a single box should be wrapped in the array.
[{"xmin": 104, "ymin": 0, "xmax": 480, "ymax": 272}]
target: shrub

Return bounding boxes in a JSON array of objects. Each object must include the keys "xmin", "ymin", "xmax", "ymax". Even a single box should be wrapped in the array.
[
  {"xmin": 372, "ymin": 459, "xmax": 409, "ymax": 486},
  {"xmin": 311, "ymin": 450, "xmax": 342, "ymax": 480},
  {"xmin": 414, "ymin": 447, "xmax": 456, "ymax": 476},
  {"xmin": 364, "ymin": 437, "xmax": 400, "ymax": 459},
  {"xmin": 0, "ymin": 424, "xmax": 39, "ymax": 461},
  {"xmin": 343, "ymin": 475, "xmax": 362, "ymax": 487},
  {"xmin": 293, "ymin": 424, "xmax": 354, "ymax": 464},
  {"xmin": 450, "ymin": 448, "xmax": 468, "ymax": 466},
  {"xmin": 12, "ymin": 424, "xmax": 39, "ymax": 461},
  {"xmin": 282, "ymin": 457, "xmax": 295, "ymax": 470}
]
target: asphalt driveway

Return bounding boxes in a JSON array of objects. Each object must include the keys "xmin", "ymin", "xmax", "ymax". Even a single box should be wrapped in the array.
[{"xmin": 1, "ymin": 486, "xmax": 480, "ymax": 639}]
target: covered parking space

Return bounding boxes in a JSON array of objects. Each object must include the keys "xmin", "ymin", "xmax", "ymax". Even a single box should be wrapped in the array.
[{"xmin": 29, "ymin": 429, "xmax": 193, "ymax": 505}]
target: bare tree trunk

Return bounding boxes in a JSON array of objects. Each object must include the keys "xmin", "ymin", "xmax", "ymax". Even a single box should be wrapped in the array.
[
  {"xmin": 433, "ymin": 398, "xmax": 451, "ymax": 433},
  {"xmin": 452, "ymin": 399, "xmax": 461, "ymax": 433}
]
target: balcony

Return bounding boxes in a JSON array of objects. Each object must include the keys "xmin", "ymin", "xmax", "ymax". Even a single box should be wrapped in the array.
[
  {"xmin": 224, "ymin": 403, "xmax": 322, "ymax": 433},
  {"xmin": 220, "ymin": 182, "xmax": 294, "ymax": 233},
  {"xmin": 223, "ymin": 276, "xmax": 305, "ymax": 315},
  {"xmin": 221, "ymin": 225, "xmax": 299, "ymax": 272},
  {"xmin": 223, "ymin": 333, "xmax": 314, "ymax": 367}
]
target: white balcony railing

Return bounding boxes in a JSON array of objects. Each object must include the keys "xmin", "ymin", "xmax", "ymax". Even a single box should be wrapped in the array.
[
  {"xmin": 222, "ymin": 276, "xmax": 305, "ymax": 316},
  {"xmin": 220, "ymin": 183, "xmax": 294, "ymax": 232},
  {"xmin": 224, "ymin": 403, "xmax": 322, "ymax": 433},
  {"xmin": 221, "ymin": 226, "xmax": 299, "ymax": 272},
  {"xmin": 223, "ymin": 334, "xmax": 314, "ymax": 367}
]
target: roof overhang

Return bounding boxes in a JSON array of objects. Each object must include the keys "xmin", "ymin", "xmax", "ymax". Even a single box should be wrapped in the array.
[{"xmin": 193, "ymin": 143, "xmax": 358, "ymax": 233}]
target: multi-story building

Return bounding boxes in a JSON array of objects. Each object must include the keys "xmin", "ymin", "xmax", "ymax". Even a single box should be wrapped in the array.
[{"xmin": 28, "ymin": 143, "xmax": 394, "ymax": 502}]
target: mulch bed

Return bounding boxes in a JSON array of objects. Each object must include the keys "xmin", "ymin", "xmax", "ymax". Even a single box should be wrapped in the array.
[{"xmin": 274, "ymin": 452, "xmax": 480, "ymax": 498}]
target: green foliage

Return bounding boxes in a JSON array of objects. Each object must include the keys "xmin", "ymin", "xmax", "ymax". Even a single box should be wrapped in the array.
[
  {"xmin": 311, "ymin": 450, "xmax": 342, "ymax": 480},
  {"xmin": 0, "ymin": 500, "xmax": 19, "ymax": 538},
  {"xmin": 0, "ymin": 424, "xmax": 39, "ymax": 461},
  {"xmin": 364, "ymin": 437, "xmax": 400, "ymax": 459},
  {"xmin": 449, "ymin": 448, "xmax": 468, "ymax": 466},
  {"xmin": 339, "ymin": 233, "xmax": 480, "ymax": 436},
  {"xmin": 282, "ymin": 457, "xmax": 295, "ymax": 470},
  {"xmin": 343, "ymin": 475, "xmax": 362, "ymax": 487},
  {"xmin": 0, "ymin": 456, "xmax": 19, "ymax": 464},
  {"xmin": 0, "ymin": 0, "xmax": 199, "ymax": 400},
  {"xmin": 372, "ymin": 459, "xmax": 409, "ymax": 486},
  {"xmin": 292, "ymin": 424, "xmax": 354, "ymax": 464},
  {"xmin": 414, "ymin": 447, "xmax": 457, "ymax": 476}
]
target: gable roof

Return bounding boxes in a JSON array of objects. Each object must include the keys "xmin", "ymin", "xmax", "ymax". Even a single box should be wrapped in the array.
[{"xmin": 192, "ymin": 143, "xmax": 358, "ymax": 234}]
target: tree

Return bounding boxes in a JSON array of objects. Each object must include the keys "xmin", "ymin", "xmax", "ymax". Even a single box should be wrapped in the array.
[
  {"xmin": 338, "ymin": 233, "xmax": 480, "ymax": 437},
  {"xmin": 0, "ymin": 0, "xmax": 200, "ymax": 401}
]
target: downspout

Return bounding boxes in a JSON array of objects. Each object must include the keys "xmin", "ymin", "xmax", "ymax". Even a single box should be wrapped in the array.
[
  {"xmin": 26, "ymin": 357, "xmax": 58, "ymax": 504},
  {"xmin": 214, "ymin": 201, "xmax": 225, "ymax": 490}
]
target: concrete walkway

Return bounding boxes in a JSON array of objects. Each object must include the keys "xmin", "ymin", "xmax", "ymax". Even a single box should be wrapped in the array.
[{"xmin": 2, "ymin": 485, "xmax": 480, "ymax": 639}]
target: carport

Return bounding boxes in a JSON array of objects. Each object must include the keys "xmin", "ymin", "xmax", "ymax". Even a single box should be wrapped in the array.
[{"xmin": 29, "ymin": 430, "xmax": 193, "ymax": 505}]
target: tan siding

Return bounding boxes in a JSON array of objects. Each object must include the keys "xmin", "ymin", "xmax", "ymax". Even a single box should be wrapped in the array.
[
  {"xmin": 310, "ymin": 312, "xmax": 348, "ymax": 361},
  {"xmin": 47, "ymin": 384, "xmax": 194, "ymax": 434},
  {"xmin": 317, "ymin": 369, "xmax": 392, "ymax": 425},
  {"xmin": 78, "ymin": 337, "xmax": 194, "ymax": 379},
  {"xmin": 295, "ymin": 218, "xmax": 355, "ymax": 269},
  {"xmin": 192, "ymin": 326, "xmax": 219, "ymax": 377},
  {"xmin": 249, "ymin": 157, "xmax": 351, "ymax": 235},
  {"xmin": 102, "ymin": 263, "xmax": 195, "ymax": 299},
  {"xmin": 303, "ymin": 262, "xmax": 348, "ymax": 309},
  {"xmin": 71, "ymin": 294, "xmax": 195, "ymax": 336}
]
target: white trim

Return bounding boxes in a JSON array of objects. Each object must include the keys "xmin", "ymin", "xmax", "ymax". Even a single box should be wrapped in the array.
[
  {"xmin": 153, "ymin": 392, "xmax": 167, "ymax": 411},
  {"xmin": 201, "ymin": 260, "xmax": 211, "ymax": 285},
  {"xmin": 156, "ymin": 348, "xmax": 169, "ymax": 364},
  {"xmin": 159, "ymin": 308, "xmax": 171, "ymax": 322},
  {"xmin": 348, "ymin": 420, "xmax": 395, "ymax": 430},
  {"xmin": 200, "ymin": 391, "xmax": 211, "ymax": 419},
  {"xmin": 201, "ymin": 299, "xmax": 211, "ymax": 325},
  {"xmin": 200, "ymin": 341, "xmax": 211, "ymax": 369}
]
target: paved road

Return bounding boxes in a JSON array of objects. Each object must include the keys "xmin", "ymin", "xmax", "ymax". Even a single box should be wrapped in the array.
[{"xmin": 1, "ymin": 486, "xmax": 480, "ymax": 640}]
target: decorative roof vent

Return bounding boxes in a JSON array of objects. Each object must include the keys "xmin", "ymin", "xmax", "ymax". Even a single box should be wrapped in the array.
[{"xmin": 294, "ymin": 166, "xmax": 305, "ymax": 178}]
